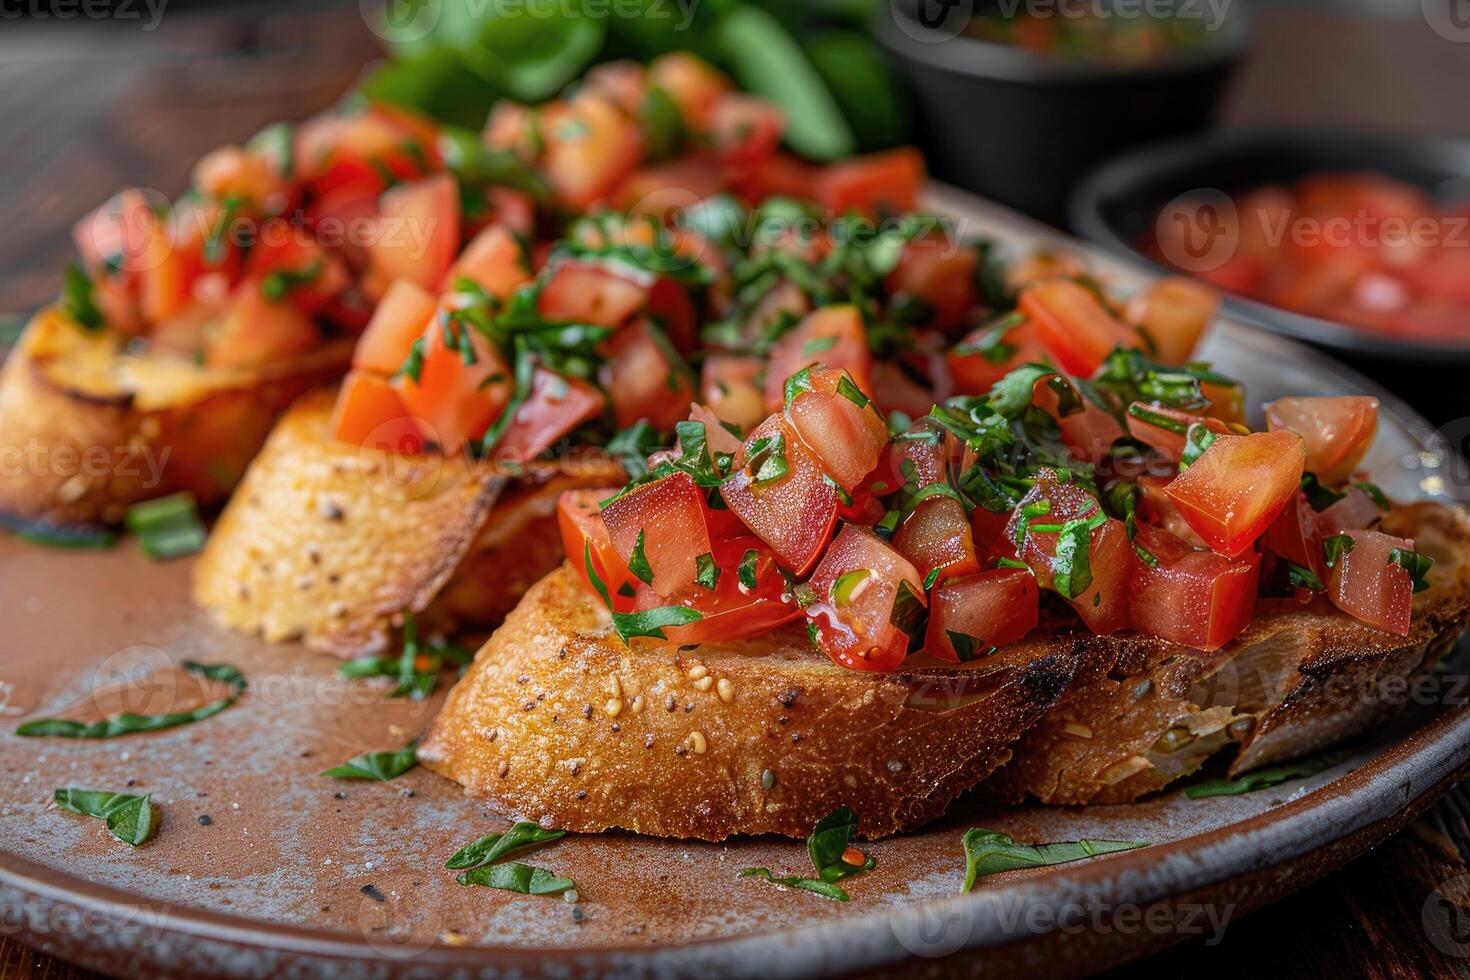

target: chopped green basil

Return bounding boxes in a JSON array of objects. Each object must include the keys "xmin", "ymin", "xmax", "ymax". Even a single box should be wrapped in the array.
[
  {"xmin": 1184, "ymin": 750, "xmax": 1350, "ymax": 798},
  {"xmin": 1389, "ymin": 547, "xmax": 1434, "ymax": 593},
  {"xmin": 961, "ymin": 828, "xmax": 1146, "ymax": 892},
  {"xmin": 628, "ymin": 529, "xmax": 655, "ymax": 586},
  {"xmin": 18, "ymin": 661, "xmax": 246, "ymax": 738},
  {"xmin": 695, "ymin": 552, "xmax": 719, "ymax": 590},
  {"xmin": 446, "ymin": 822, "xmax": 566, "ymax": 870},
  {"xmin": 125, "ymin": 492, "xmax": 207, "ymax": 560},
  {"xmin": 322, "ymin": 742, "xmax": 418, "ymax": 781},
  {"xmin": 456, "ymin": 862, "xmax": 575, "ymax": 895},
  {"xmin": 54, "ymin": 788, "xmax": 156, "ymax": 847}
]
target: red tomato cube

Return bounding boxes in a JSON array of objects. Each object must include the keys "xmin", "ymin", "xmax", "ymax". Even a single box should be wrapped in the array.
[
  {"xmin": 892, "ymin": 496, "xmax": 980, "ymax": 586},
  {"xmin": 1263, "ymin": 396, "xmax": 1379, "ymax": 485},
  {"xmin": 1164, "ymin": 430, "xmax": 1307, "ymax": 557},
  {"xmin": 807, "ymin": 525, "xmax": 926, "ymax": 671},
  {"xmin": 353, "ymin": 279, "xmax": 437, "ymax": 375},
  {"xmin": 719, "ymin": 415, "xmax": 839, "ymax": 575},
  {"xmin": 330, "ymin": 372, "xmax": 423, "ymax": 454},
  {"xmin": 1129, "ymin": 528, "xmax": 1261, "ymax": 650},
  {"xmin": 601, "ymin": 472, "xmax": 715, "ymax": 599},
  {"xmin": 493, "ymin": 369, "xmax": 607, "ymax": 466},
  {"xmin": 1326, "ymin": 529, "xmax": 1418, "ymax": 635},
  {"xmin": 924, "ymin": 568, "xmax": 1039, "ymax": 662},
  {"xmin": 784, "ymin": 367, "xmax": 888, "ymax": 492},
  {"xmin": 1020, "ymin": 278, "xmax": 1139, "ymax": 377},
  {"xmin": 763, "ymin": 305, "xmax": 872, "ymax": 412}
]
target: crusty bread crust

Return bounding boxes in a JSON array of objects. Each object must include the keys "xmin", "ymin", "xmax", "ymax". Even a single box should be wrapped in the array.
[
  {"xmin": 191, "ymin": 390, "xmax": 622, "ymax": 656},
  {"xmin": 0, "ymin": 308, "xmax": 352, "ymax": 527},
  {"xmin": 422, "ymin": 502, "xmax": 1470, "ymax": 834},
  {"xmin": 418, "ymin": 564, "xmax": 1078, "ymax": 840},
  {"xmin": 987, "ymin": 500, "xmax": 1470, "ymax": 804}
]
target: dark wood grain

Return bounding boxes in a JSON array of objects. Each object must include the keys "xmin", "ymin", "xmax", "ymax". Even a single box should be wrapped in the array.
[{"xmin": 3, "ymin": 3, "xmax": 1470, "ymax": 978}]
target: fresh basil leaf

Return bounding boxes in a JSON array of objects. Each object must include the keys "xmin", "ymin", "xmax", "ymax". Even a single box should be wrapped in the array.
[
  {"xmin": 641, "ymin": 84, "xmax": 684, "ymax": 160},
  {"xmin": 628, "ymin": 529, "xmax": 656, "ymax": 586},
  {"xmin": 1353, "ymin": 481, "xmax": 1390, "ymax": 511},
  {"xmin": 737, "ymin": 549, "xmax": 761, "ymax": 591},
  {"xmin": 1322, "ymin": 533, "xmax": 1355, "ymax": 570},
  {"xmin": 1300, "ymin": 472, "xmax": 1346, "ymax": 512},
  {"xmin": 61, "ymin": 263, "xmax": 104, "ymax": 330},
  {"xmin": 18, "ymin": 660, "xmax": 246, "ymax": 738},
  {"xmin": 1286, "ymin": 561, "xmax": 1325, "ymax": 592},
  {"xmin": 1050, "ymin": 518, "xmax": 1094, "ymax": 599},
  {"xmin": 1184, "ymin": 750, "xmax": 1350, "ymax": 799},
  {"xmin": 738, "ymin": 867, "xmax": 851, "ymax": 902},
  {"xmin": 446, "ymin": 822, "xmax": 567, "ymax": 870},
  {"xmin": 836, "ymin": 373, "xmax": 870, "ymax": 409},
  {"xmin": 987, "ymin": 364, "xmax": 1054, "ymax": 420},
  {"xmin": 961, "ymin": 828, "xmax": 1146, "ymax": 892},
  {"xmin": 125, "ymin": 492, "xmax": 207, "ymax": 561},
  {"xmin": 1178, "ymin": 423, "xmax": 1217, "ymax": 470},
  {"xmin": 695, "ymin": 552, "xmax": 719, "ymax": 590},
  {"xmin": 323, "ymin": 742, "xmax": 418, "ymax": 781},
  {"xmin": 611, "ymin": 604, "xmax": 702, "ymax": 642},
  {"xmin": 54, "ymin": 788, "xmax": 156, "ymax": 847},
  {"xmin": 456, "ymin": 861, "xmax": 575, "ymax": 895},
  {"xmin": 1389, "ymin": 547, "xmax": 1435, "ymax": 593}
]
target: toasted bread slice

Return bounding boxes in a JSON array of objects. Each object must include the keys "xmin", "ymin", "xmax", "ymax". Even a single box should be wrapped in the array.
[
  {"xmin": 986, "ymin": 500, "xmax": 1470, "ymax": 804},
  {"xmin": 192, "ymin": 390, "xmax": 622, "ymax": 656},
  {"xmin": 0, "ymin": 307, "xmax": 352, "ymax": 528},
  {"xmin": 417, "ymin": 564, "xmax": 1078, "ymax": 840}
]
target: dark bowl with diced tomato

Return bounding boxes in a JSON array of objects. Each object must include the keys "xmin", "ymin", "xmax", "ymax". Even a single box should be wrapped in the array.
[
  {"xmin": 1070, "ymin": 128, "xmax": 1470, "ymax": 363},
  {"xmin": 873, "ymin": 0, "xmax": 1249, "ymax": 226}
]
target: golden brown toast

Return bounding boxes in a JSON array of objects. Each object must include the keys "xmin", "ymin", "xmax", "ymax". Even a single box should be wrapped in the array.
[
  {"xmin": 421, "ymin": 501, "xmax": 1470, "ymax": 837},
  {"xmin": 417, "ymin": 563, "xmax": 1078, "ymax": 840},
  {"xmin": 0, "ymin": 307, "xmax": 351, "ymax": 527},
  {"xmin": 191, "ymin": 390, "xmax": 622, "ymax": 655}
]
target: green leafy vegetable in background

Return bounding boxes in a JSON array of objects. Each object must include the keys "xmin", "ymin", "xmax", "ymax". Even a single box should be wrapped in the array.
[
  {"xmin": 359, "ymin": 0, "xmax": 900, "ymax": 163},
  {"xmin": 54, "ymin": 788, "xmax": 157, "ymax": 846},
  {"xmin": 337, "ymin": 611, "xmax": 472, "ymax": 699},
  {"xmin": 960, "ymin": 828, "xmax": 1146, "ymax": 892},
  {"xmin": 456, "ymin": 861, "xmax": 575, "ymax": 894},
  {"xmin": 125, "ymin": 492, "xmax": 207, "ymax": 560},
  {"xmin": 18, "ymin": 661, "xmax": 247, "ymax": 739}
]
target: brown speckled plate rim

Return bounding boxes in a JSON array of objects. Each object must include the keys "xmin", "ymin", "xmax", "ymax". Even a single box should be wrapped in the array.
[{"xmin": 3, "ymin": 698, "xmax": 1467, "ymax": 974}]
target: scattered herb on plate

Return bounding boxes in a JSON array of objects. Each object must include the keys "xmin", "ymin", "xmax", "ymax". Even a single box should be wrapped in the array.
[
  {"xmin": 1184, "ymin": 750, "xmax": 1351, "ymax": 799},
  {"xmin": 54, "ymin": 788, "xmax": 156, "ymax": 846},
  {"xmin": 446, "ymin": 822, "xmax": 566, "ymax": 870},
  {"xmin": 961, "ymin": 828, "xmax": 1146, "ymax": 892},
  {"xmin": 17, "ymin": 661, "xmax": 247, "ymax": 739},
  {"xmin": 126, "ymin": 492, "xmax": 207, "ymax": 560},
  {"xmin": 322, "ymin": 741, "xmax": 420, "ymax": 781},
  {"xmin": 741, "ymin": 805, "xmax": 875, "ymax": 901}
]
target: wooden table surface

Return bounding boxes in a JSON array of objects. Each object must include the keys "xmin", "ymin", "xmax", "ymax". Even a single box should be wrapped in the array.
[{"xmin": 3, "ymin": 3, "xmax": 1470, "ymax": 977}]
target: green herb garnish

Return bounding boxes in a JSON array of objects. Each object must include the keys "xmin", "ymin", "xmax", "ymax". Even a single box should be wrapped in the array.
[
  {"xmin": 1389, "ymin": 547, "xmax": 1435, "ymax": 593},
  {"xmin": 446, "ymin": 822, "xmax": 566, "ymax": 870},
  {"xmin": 322, "ymin": 741, "xmax": 419, "ymax": 781},
  {"xmin": 54, "ymin": 788, "xmax": 156, "ymax": 847},
  {"xmin": 18, "ymin": 661, "xmax": 246, "ymax": 738},
  {"xmin": 456, "ymin": 862, "xmax": 575, "ymax": 894},
  {"xmin": 741, "ymin": 806, "xmax": 875, "ymax": 902},
  {"xmin": 1184, "ymin": 750, "xmax": 1350, "ymax": 798},
  {"xmin": 961, "ymin": 828, "xmax": 1146, "ymax": 892},
  {"xmin": 125, "ymin": 492, "xmax": 207, "ymax": 560}
]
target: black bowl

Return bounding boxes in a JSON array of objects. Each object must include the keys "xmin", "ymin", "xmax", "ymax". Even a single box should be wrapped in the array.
[
  {"xmin": 1069, "ymin": 127, "xmax": 1470, "ymax": 363},
  {"xmin": 874, "ymin": 0, "xmax": 1249, "ymax": 226}
]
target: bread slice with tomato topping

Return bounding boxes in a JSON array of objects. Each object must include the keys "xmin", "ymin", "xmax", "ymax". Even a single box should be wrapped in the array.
[
  {"xmin": 191, "ymin": 390, "xmax": 622, "ymax": 655},
  {"xmin": 986, "ymin": 499, "xmax": 1470, "ymax": 805},
  {"xmin": 416, "ymin": 562, "xmax": 1078, "ymax": 841},
  {"xmin": 0, "ymin": 307, "xmax": 352, "ymax": 529}
]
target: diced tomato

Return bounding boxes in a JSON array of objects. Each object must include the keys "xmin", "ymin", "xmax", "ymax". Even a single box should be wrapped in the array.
[
  {"xmin": 538, "ymin": 260, "xmax": 649, "ymax": 329},
  {"xmin": 600, "ymin": 319, "xmax": 694, "ymax": 430},
  {"xmin": 584, "ymin": 60, "xmax": 649, "ymax": 115},
  {"xmin": 1020, "ymin": 279, "xmax": 1139, "ymax": 377},
  {"xmin": 204, "ymin": 284, "xmax": 320, "ymax": 370},
  {"xmin": 1129, "ymin": 527, "xmax": 1260, "ymax": 650},
  {"xmin": 783, "ymin": 367, "xmax": 887, "ymax": 492},
  {"xmin": 396, "ymin": 311, "xmax": 512, "ymax": 450},
  {"xmin": 193, "ymin": 145, "xmax": 289, "ymax": 214},
  {"xmin": 924, "ymin": 568, "xmax": 1039, "ymax": 662},
  {"xmin": 813, "ymin": 148, "xmax": 924, "ymax": 218},
  {"xmin": 73, "ymin": 190, "xmax": 156, "ymax": 279},
  {"xmin": 633, "ymin": 536, "xmax": 800, "ymax": 647},
  {"xmin": 1126, "ymin": 277, "xmax": 1219, "ymax": 365},
  {"xmin": 1263, "ymin": 484, "xmax": 1385, "ymax": 575},
  {"xmin": 877, "ymin": 417, "xmax": 953, "ymax": 491},
  {"xmin": 353, "ymin": 279, "xmax": 438, "ymax": 375},
  {"xmin": 763, "ymin": 305, "xmax": 872, "ymax": 412},
  {"xmin": 482, "ymin": 100, "xmax": 539, "ymax": 160},
  {"xmin": 709, "ymin": 94, "xmax": 784, "ymax": 167},
  {"xmin": 649, "ymin": 53, "xmax": 730, "ymax": 131},
  {"xmin": 542, "ymin": 94, "xmax": 644, "ymax": 211},
  {"xmin": 807, "ymin": 525, "xmax": 926, "ymax": 672},
  {"xmin": 1164, "ymin": 430, "xmax": 1306, "ymax": 558},
  {"xmin": 1202, "ymin": 379, "xmax": 1248, "ymax": 427},
  {"xmin": 1326, "ymin": 529, "xmax": 1417, "ymax": 635},
  {"xmin": 737, "ymin": 152, "xmax": 818, "ymax": 203},
  {"xmin": 886, "ymin": 237, "xmax": 978, "ymax": 335},
  {"xmin": 1136, "ymin": 474, "xmax": 1208, "ymax": 549},
  {"xmin": 646, "ymin": 276, "xmax": 699, "ymax": 353},
  {"xmin": 971, "ymin": 505, "xmax": 1016, "ymax": 558},
  {"xmin": 893, "ymin": 496, "xmax": 980, "ymax": 585},
  {"xmin": 330, "ymin": 372, "xmax": 423, "ymax": 454},
  {"xmin": 246, "ymin": 232, "xmax": 349, "ymax": 315},
  {"xmin": 559, "ymin": 488, "xmax": 637, "ymax": 612},
  {"xmin": 871, "ymin": 356, "xmax": 945, "ymax": 420},
  {"xmin": 601, "ymin": 472, "xmax": 714, "ymax": 599},
  {"xmin": 367, "ymin": 174, "xmax": 460, "ymax": 296},
  {"xmin": 701, "ymin": 354, "xmax": 767, "ymax": 433},
  {"xmin": 493, "ymin": 369, "xmax": 607, "ymax": 465},
  {"xmin": 1006, "ymin": 472, "xmax": 1134, "ymax": 634},
  {"xmin": 719, "ymin": 415, "xmax": 839, "ymax": 575},
  {"xmin": 616, "ymin": 160, "xmax": 728, "ymax": 221},
  {"xmin": 1263, "ymin": 396, "xmax": 1379, "ymax": 485},
  {"xmin": 1125, "ymin": 403, "xmax": 1229, "ymax": 462},
  {"xmin": 446, "ymin": 224, "xmax": 532, "ymax": 298},
  {"xmin": 947, "ymin": 317, "xmax": 1048, "ymax": 395},
  {"xmin": 1033, "ymin": 374, "xmax": 1124, "ymax": 464}
]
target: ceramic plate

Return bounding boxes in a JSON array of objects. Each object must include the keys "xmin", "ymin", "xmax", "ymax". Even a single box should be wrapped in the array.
[{"xmin": 1, "ymin": 185, "xmax": 1466, "ymax": 979}]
